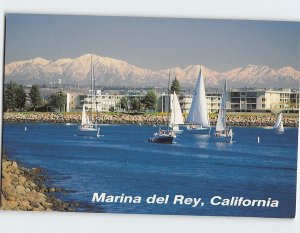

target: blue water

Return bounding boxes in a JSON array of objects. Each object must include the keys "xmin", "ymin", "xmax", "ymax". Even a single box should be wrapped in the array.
[{"xmin": 2, "ymin": 123, "xmax": 298, "ymax": 218}]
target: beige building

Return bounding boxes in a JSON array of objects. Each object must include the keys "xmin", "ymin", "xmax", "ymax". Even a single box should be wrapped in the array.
[
  {"xmin": 228, "ymin": 88, "xmax": 299, "ymax": 112},
  {"xmin": 66, "ymin": 92, "xmax": 82, "ymax": 112},
  {"xmin": 81, "ymin": 91, "xmax": 123, "ymax": 112},
  {"xmin": 67, "ymin": 88, "xmax": 299, "ymax": 113}
]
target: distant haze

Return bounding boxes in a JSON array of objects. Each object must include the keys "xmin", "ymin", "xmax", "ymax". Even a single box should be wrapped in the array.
[{"xmin": 5, "ymin": 54, "xmax": 300, "ymax": 88}]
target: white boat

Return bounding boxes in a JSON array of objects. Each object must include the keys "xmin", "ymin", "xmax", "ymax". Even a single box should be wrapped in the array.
[
  {"xmin": 187, "ymin": 67, "xmax": 211, "ymax": 134},
  {"xmin": 169, "ymin": 91, "xmax": 184, "ymax": 132},
  {"xmin": 78, "ymin": 105, "xmax": 98, "ymax": 132},
  {"xmin": 213, "ymin": 81, "xmax": 233, "ymax": 143},
  {"xmin": 78, "ymin": 56, "xmax": 100, "ymax": 136},
  {"xmin": 274, "ymin": 112, "xmax": 284, "ymax": 133}
]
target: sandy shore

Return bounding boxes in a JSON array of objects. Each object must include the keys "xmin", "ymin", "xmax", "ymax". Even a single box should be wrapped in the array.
[
  {"xmin": 1, "ymin": 152, "xmax": 76, "ymax": 211},
  {"xmin": 3, "ymin": 112, "xmax": 299, "ymax": 127}
]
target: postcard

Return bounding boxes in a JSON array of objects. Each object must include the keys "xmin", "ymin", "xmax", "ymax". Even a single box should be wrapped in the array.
[{"xmin": 1, "ymin": 13, "xmax": 299, "ymax": 218}]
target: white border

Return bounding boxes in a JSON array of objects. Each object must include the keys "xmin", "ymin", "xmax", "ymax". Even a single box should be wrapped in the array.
[{"xmin": 0, "ymin": 0, "xmax": 299, "ymax": 232}]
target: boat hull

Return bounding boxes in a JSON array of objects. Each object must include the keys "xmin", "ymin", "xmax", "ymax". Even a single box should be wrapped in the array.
[
  {"xmin": 170, "ymin": 125, "xmax": 183, "ymax": 134},
  {"xmin": 77, "ymin": 125, "xmax": 100, "ymax": 137},
  {"xmin": 212, "ymin": 135, "xmax": 232, "ymax": 143},
  {"xmin": 187, "ymin": 126, "xmax": 211, "ymax": 134},
  {"xmin": 275, "ymin": 128, "xmax": 284, "ymax": 134},
  {"xmin": 148, "ymin": 135, "xmax": 174, "ymax": 144}
]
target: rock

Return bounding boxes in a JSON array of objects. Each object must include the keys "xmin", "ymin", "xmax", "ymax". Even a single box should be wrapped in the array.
[
  {"xmin": 1, "ymin": 155, "xmax": 73, "ymax": 212},
  {"xmin": 43, "ymin": 202, "xmax": 53, "ymax": 209},
  {"xmin": 18, "ymin": 199, "xmax": 31, "ymax": 210},
  {"xmin": 32, "ymin": 167, "xmax": 42, "ymax": 174},
  {"xmin": 12, "ymin": 161, "xmax": 18, "ymax": 169},
  {"xmin": 15, "ymin": 185, "xmax": 26, "ymax": 195},
  {"xmin": 19, "ymin": 176, "xmax": 26, "ymax": 185},
  {"xmin": 7, "ymin": 200, "xmax": 18, "ymax": 209}
]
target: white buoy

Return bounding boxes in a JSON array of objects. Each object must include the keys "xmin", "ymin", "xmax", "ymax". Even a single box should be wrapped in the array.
[
  {"xmin": 24, "ymin": 127, "xmax": 27, "ymax": 132},
  {"xmin": 257, "ymin": 136, "xmax": 260, "ymax": 143}
]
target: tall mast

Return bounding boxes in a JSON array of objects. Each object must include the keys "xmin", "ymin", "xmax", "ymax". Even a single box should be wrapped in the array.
[
  {"xmin": 93, "ymin": 64, "xmax": 97, "ymax": 124},
  {"xmin": 168, "ymin": 73, "xmax": 171, "ymax": 95},
  {"xmin": 90, "ymin": 55, "xmax": 93, "ymax": 119},
  {"xmin": 167, "ymin": 72, "xmax": 171, "ymax": 131}
]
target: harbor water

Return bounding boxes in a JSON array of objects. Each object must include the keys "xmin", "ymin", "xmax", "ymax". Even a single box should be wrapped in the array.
[{"xmin": 2, "ymin": 123, "xmax": 298, "ymax": 217}]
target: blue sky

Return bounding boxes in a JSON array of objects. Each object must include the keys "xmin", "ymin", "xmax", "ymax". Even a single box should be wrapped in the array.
[{"xmin": 5, "ymin": 14, "xmax": 300, "ymax": 71}]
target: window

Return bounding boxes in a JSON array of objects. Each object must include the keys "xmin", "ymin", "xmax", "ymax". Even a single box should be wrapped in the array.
[
  {"xmin": 246, "ymin": 92, "xmax": 257, "ymax": 97},
  {"xmin": 247, "ymin": 98, "xmax": 257, "ymax": 103},
  {"xmin": 231, "ymin": 92, "xmax": 240, "ymax": 97},
  {"xmin": 247, "ymin": 104, "xmax": 256, "ymax": 109},
  {"xmin": 231, "ymin": 104, "xmax": 240, "ymax": 109}
]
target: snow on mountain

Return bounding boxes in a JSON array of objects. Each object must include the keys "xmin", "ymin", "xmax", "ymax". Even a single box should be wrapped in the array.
[{"xmin": 4, "ymin": 54, "xmax": 300, "ymax": 88}]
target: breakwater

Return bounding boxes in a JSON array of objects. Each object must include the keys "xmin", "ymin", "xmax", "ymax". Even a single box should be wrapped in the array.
[
  {"xmin": 1, "ymin": 152, "xmax": 75, "ymax": 211},
  {"xmin": 3, "ymin": 112, "xmax": 299, "ymax": 127}
]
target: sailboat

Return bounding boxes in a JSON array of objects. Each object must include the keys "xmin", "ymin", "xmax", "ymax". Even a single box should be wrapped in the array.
[
  {"xmin": 78, "ymin": 56, "xmax": 100, "ymax": 136},
  {"xmin": 169, "ymin": 91, "xmax": 184, "ymax": 132},
  {"xmin": 274, "ymin": 112, "xmax": 284, "ymax": 133},
  {"xmin": 187, "ymin": 67, "xmax": 211, "ymax": 134},
  {"xmin": 148, "ymin": 77, "xmax": 176, "ymax": 144},
  {"xmin": 213, "ymin": 81, "xmax": 233, "ymax": 143}
]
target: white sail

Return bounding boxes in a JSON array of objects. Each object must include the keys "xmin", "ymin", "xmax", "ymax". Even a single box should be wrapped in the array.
[
  {"xmin": 216, "ymin": 82, "xmax": 227, "ymax": 132},
  {"xmin": 81, "ymin": 105, "xmax": 87, "ymax": 125},
  {"xmin": 187, "ymin": 67, "xmax": 210, "ymax": 127},
  {"xmin": 274, "ymin": 113, "xmax": 284, "ymax": 131},
  {"xmin": 279, "ymin": 122, "xmax": 284, "ymax": 132},
  {"xmin": 169, "ymin": 92, "xmax": 184, "ymax": 127}
]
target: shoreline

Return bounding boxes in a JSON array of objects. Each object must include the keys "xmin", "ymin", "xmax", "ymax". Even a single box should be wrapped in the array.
[
  {"xmin": 3, "ymin": 112, "xmax": 299, "ymax": 127},
  {"xmin": 1, "ymin": 151, "xmax": 76, "ymax": 211}
]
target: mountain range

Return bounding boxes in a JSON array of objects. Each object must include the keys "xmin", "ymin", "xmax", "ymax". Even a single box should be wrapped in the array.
[{"xmin": 4, "ymin": 54, "xmax": 300, "ymax": 88}]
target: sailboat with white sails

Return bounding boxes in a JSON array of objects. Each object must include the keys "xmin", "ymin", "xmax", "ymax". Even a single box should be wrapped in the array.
[
  {"xmin": 148, "ymin": 76, "xmax": 176, "ymax": 144},
  {"xmin": 169, "ymin": 91, "xmax": 184, "ymax": 132},
  {"xmin": 78, "ymin": 56, "xmax": 100, "ymax": 136},
  {"xmin": 274, "ymin": 112, "xmax": 284, "ymax": 133},
  {"xmin": 213, "ymin": 81, "xmax": 233, "ymax": 143},
  {"xmin": 187, "ymin": 67, "xmax": 211, "ymax": 134}
]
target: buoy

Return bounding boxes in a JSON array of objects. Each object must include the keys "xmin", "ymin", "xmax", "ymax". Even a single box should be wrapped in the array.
[
  {"xmin": 257, "ymin": 136, "xmax": 260, "ymax": 143},
  {"xmin": 24, "ymin": 127, "xmax": 27, "ymax": 131}
]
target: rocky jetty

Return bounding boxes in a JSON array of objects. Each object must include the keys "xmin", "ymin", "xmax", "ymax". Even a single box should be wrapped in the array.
[
  {"xmin": 3, "ymin": 111, "xmax": 299, "ymax": 127},
  {"xmin": 1, "ymin": 153, "xmax": 74, "ymax": 211}
]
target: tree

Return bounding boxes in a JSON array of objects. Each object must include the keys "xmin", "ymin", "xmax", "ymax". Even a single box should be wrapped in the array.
[
  {"xmin": 170, "ymin": 77, "xmax": 181, "ymax": 95},
  {"xmin": 4, "ymin": 81, "xmax": 26, "ymax": 111},
  {"xmin": 16, "ymin": 85, "xmax": 27, "ymax": 110},
  {"xmin": 109, "ymin": 106, "xmax": 115, "ymax": 112},
  {"xmin": 119, "ymin": 96, "xmax": 129, "ymax": 112},
  {"xmin": 49, "ymin": 91, "xmax": 66, "ymax": 112},
  {"xmin": 130, "ymin": 97, "xmax": 141, "ymax": 112},
  {"xmin": 143, "ymin": 90, "xmax": 157, "ymax": 111},
  {"xmin": 29, "ymin": 84, "xmax": 42, "ymax": 110}
]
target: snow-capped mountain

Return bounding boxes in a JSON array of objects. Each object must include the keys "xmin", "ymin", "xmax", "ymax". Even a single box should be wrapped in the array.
[{"xmin": 4, "ymin": 54, "xmax": 300, "ymax": 88}]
